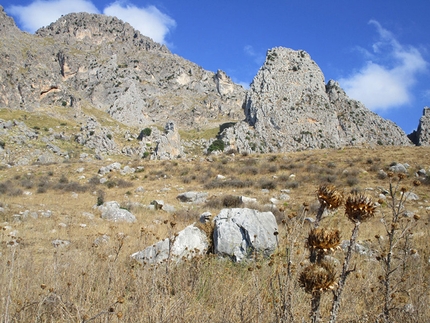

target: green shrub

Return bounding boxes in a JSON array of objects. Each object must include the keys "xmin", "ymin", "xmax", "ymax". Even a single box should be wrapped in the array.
[
  {"xmin": 138, "ymin": 128, "xmax": 152, "ymax": 140},
  {"xmin": 208, "ymin": 139, "xmax": 225, "ymax": 153}
]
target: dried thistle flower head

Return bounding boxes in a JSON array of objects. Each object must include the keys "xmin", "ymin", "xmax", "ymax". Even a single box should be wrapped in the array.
[
  {"xmin": 317, "ymin": 185, "xmax": 343, "ymax": 210},
  {"xmin": 345, "ymin": 193, "xmax": 376, "ymax": 223},
  {"xmin": 307, "ymin": 228, "xmax": 341, "ymax": 252},
  {"xmin": 299, "ymin": 262, "xmax": 337, "ymax": 294}
]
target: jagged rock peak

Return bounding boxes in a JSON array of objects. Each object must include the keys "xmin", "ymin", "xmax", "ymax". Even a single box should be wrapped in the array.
[
  {"xmin": 0, "ymin": 5, "xmax": 20, "ymax": 35},
  {"xmin": 221, "ymin": 47, "xmax": 411, "ymax": 153},
  {"xmin": 36, "ymin": 11, "xmax": 169, "ymax": 53},
  {"xmin": 408, "ymin": 107, "xmax": 430, "ymax": 146}
]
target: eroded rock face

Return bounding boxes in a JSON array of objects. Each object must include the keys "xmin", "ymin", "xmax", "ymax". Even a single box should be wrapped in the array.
[
  {"xmin": 221, "ymin": 47, "xmax": 412, "ymax": 153},
  {"xmin": 213, "ymin": 208, "xmax": 278, "ymax": 262},
  {"xmin": 408, "ymin": 107, "xmax": 430, "ymax": 146}
]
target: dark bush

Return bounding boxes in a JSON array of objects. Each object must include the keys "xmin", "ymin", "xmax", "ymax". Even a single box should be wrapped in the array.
[
  {"xmin": 208, "ymin": 139, "xmax": 225, "ymax": 153},
  {"xmin": 346, "ymin": 176, "xmax": 359, "ymax": 187},
  {"xmin": 239, "ymin": 166, "xmax": 259, "ymax": 175},
  {"xmin": 97, "ymin": 190, "xmax": 105, "ymax": 206},
  {"xmin": 58, "ymin": 175, "xmax": 69, "ymax": 184},
  {"xmin": 259, "ymin": 179, "xmax": 277, "ymax": 190},
  {"xmin": 88, "ymin": 176, "xmax": 101, "ymax": 186},
  {"xmin": 137, "ymin": 128, "xmax": 152, "ymax": 140},
  {"xmin": 222, "ymin": 195, "xmax": 243, "ymax": 208},
  {"xmin": 285, "ymin": 181, "xmax": 300, "ymax": 189}
]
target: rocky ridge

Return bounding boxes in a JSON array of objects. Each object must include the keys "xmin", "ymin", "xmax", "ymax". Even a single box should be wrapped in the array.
[
  {"xmin": 221, "ymin": 48, "xmax": 412, "ymax": 153},
  {"xmin": 0, "ymin": 7, "xmax": 425, "ymax": 163}
]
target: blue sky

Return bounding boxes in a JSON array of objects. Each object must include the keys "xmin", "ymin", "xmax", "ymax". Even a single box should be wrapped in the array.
[{"xmin": 2, "ymin": 0, "xmax": 429, "ymax": 134}]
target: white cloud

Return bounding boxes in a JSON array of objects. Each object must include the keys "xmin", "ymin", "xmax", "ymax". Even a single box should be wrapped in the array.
[
  {"xmin": 7, "ymin": 0, "xmax": 176, "ymax": 45},
  {"xmin": 103, "ymin": 2, "xmax": 175, "ymax": 44},
  {"xmin": 8, "ymin": 0, "xmax": 99, "ymax": 33},
  {"xmin": 244, "ymin": 45, "xmax": 265, "ymax": 65},
  {"xmin": 339, "ymin": 20, "xmax": 428, "ymax": 112}
]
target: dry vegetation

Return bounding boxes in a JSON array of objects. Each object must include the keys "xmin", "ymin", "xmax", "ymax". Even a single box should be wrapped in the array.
[{"xmin": 0, "ymin": 146, "xmax": 429, "ymax": 322}]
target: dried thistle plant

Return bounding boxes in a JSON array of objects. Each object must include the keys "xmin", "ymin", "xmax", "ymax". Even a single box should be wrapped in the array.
[
  {"xmin": 317, "ymin": 184, "xmax": 344, "ymax": 210},
  {"xmin": 299, "ymin": 262, "xmax": 337, "ymax": 294},
  {"xmin": 307, "ymin": 227, "xmax": 341, "ymax": 252},
  {"xmin": 344, "ymin": 193, "xmax": 376, "ymax": 223},
  {"xmin": 329, "ymin": 193, "xmax": 376, "ymax": 323}
]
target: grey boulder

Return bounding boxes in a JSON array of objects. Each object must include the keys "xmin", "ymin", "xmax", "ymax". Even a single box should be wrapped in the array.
[
  {"xmin": 176, "ymin": 191, "xmax": 208, "ymax": 203},
  {"xmin": 98, "ymin": 201, "xmax": 136, "ymax": 223},
  {"xmin": 213, "ymin": 208, "xmax": 278, "ymax": 262},
  {"xmin": 131, "ymin": 224, "xmax": 209, "ymax": 264}
]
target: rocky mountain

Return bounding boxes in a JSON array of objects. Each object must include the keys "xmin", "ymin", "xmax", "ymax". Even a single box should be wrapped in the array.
[
  {"xmin": 0, "ymin": 7, "xmax": 245, "ymax": 129},
  {"xmin": 408, "ymin": 107, "xmax": 430, "ymax": 146},
  {"xmin": 0, "ymin": 7, "xmax": 419, "ymax": 162},
  {"xmin": 221, "ymin": 47, "xmax": 412, "ymax": 153}
]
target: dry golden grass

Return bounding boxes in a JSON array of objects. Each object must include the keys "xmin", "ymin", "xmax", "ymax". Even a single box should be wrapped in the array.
[{"xmin": 0, "ymin": 146, "xmax": 429, "ymax": 322}]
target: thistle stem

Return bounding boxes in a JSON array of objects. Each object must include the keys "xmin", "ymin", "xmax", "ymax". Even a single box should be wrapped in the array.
[
  {"xmin": 311, "ymin": 291, "xmax": 322, "ymax": 323},
  {"xmin": 329, "ymin": 222, "xmax": 360, "ymax": 323}
]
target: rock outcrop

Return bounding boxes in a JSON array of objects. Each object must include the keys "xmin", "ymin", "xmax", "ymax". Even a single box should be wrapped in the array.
[
  {"xmin": 408, "ymin": 107, "xmax": 430, "ymax": 146},
  {"xmin": 153, "ymin": 121, "xmax": 183, "ymax": 159},
  {"xmin": 221, "ymin": 47, "xmax": 412, "ymax": 153}
]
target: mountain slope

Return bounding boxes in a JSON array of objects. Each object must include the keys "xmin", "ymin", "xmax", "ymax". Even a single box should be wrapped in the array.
[{"xmin": 0, "ymin": 7, "xmax": 245, "ymax": 130}]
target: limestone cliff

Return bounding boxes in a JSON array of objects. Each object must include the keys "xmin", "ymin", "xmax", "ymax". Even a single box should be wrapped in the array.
[{"xmin": 221, "ymin": 47, "xmax": 412, "ymax": 153}]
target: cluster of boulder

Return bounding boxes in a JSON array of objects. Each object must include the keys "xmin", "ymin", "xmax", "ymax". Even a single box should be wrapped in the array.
[{"xmin": 131, "ymin": 207, "xmax": 279, "ymax": 264}]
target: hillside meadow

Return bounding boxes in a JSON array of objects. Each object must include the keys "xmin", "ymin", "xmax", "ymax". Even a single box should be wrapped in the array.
[{"xmin": 0, "ymin": 146, "xmax": 429, "ymax": 322}]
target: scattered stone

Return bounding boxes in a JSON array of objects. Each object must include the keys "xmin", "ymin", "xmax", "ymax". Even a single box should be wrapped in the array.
[
  {"xmin": 98, "ymin": 162, "xmax": 122, "ymax": 175},
  {"xmin": 389, "ymin": 163, "xmax": 407, "ymax": 173},
  {"xmin": 135, "ymin": 186, "xmax": 145, "ymax": 193},
  {"xmin": 150, "ymin": 200, "xmax": 164, "ymax": 210},
  {"xmin": 82, "ymin": 212, "xmax": 95, "ymax": 219},
  {"xmin": 417, "ymin": 169, "xmax": 426, "ymax": 176},
  {"xmin": 176, "ymin": 191, "xmax": 208, "ymax": 204},
  {"xmin": 240, "ymin": 196, "xmax": 257, "ymax": 204},
  {"xmin": 98, "ymin": 201, "xmax": 136, "ymax": 223},
  {"xmin": 120, "ymin": 165, "xmax": 135, "ymax": 175},
  {"xmin": 406, "ymin": 192, "xmax": 419, "ymax": 201},
  {"xmin": 199, "ymin": 212, "xmax": 212, "ymax": 223},
  {"xmin": 52, "ymin": 239, "xmax": 71, "ymax": 248},
  {"xmin": 93, "ymin": 234, "xmax": 110, "ymax": 246},
  {"xmin": 341, "ymin": 240, "xmax": 373, "ymax": 257}
]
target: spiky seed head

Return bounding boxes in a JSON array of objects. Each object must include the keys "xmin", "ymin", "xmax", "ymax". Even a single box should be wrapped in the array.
[
  {"xmin": 397, "ymin": 173, "xmax": 406, "ymax": 180},
  {"xmin": 317, "ymin": 185, "xmax": 343, "ymax": 210},
  {"xmin": 299, "ymin": 262, "xmax": 337, "ymax": 294},
  {"xmin": 306, "ymin": 228, "xmax": 341, "ymax": 252},
  {"xmin": 345, "ymin": 193, "xmax": 376, "ymax": 223}
]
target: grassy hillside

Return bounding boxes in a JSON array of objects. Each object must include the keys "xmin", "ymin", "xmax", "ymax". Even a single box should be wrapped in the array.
[{"xmin": 0, "ymin": 146, "xmax": 429, "ymax": 322}]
